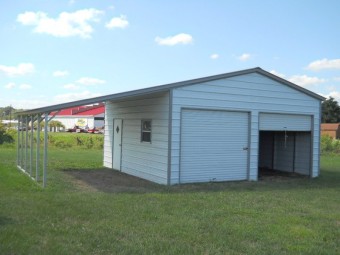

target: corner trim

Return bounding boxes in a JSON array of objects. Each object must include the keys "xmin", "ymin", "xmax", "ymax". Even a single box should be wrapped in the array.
[{"xmin": 167, "ymin": 90, "xmax": 173, "ymax": 185}]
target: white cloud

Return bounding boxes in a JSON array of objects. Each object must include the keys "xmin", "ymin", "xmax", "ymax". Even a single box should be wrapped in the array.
[
  {"xmin": 210, "ymin": 54, "xmax": 219, "ymax": 60},
  {"xmin": 9, "ymin": 98, "xmax": 50, "ymax": 109},
  {"xmin": 53, "ymin": 70, "xmax": 69, "ymax": 77},
  {"xmin": 17, "ymin": 11, "xmax": 44, "ymax": 25},
  {"xmin": 323, "ymin": 91, "xmax": 340, "ymax": 102},
  {"xmin": 4, "ymin": 82, "xmax": 16, "ymax": 89},
  {"xmin": 3, "ymin": 82, "xmax": 32, "ymax": 90},
  {"xmin": 238, "ymin": 53, "xmax": 251, "ymax": 61},
  {"xmin": 17, "ymin": 9, "xmax": 103, "ymax": 38},
  {"xmin": 54, "ymin": 90, "xmax": 102, "ymax": 104},
  {"xmin": 289, "ymin": 75, "xmax": 326, "ymax": 87},
  {"xmin": 333, "ymin": 77, "xmax": 340, "ymax": 82},
  {"xmin": 0, "ymin": 63, "xmax": 35, "ymax": 76},
  {"xmin": 76, "ymin": 77, "xmax": 106, "ymax": 85},
  {"xmin": 307, "ymin": 58, "xmax": 340, "ymax": 71},
  {"xmin": 270, "ymin": 71, "xmax": 329, "ymax": 89},
  {"xmin": 19, "ymin": 84, "xmax": 32, "ymax": 90},
  {"xmin": 326, "ymin": 85, "xmax": 337, "ymax": 91},
  {"xmin": 106, "ymin": 15, "xmax": 129, "ymax": 29},
  {"xmin": 270, "ymin": 70, "xmax": 286, "ymax": 78},
  {"xmin": 155, "ymin": 33, "xmax": 193, "ymax": 46},
  {"xmin": 63, "ymin": 83, "xmax": 80, "ymax": 90}
]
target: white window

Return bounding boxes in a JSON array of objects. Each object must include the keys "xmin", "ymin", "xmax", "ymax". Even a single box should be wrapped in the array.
[{"xmin": 141, "ymin": 120, "xmax": 151, "ymax": 142}]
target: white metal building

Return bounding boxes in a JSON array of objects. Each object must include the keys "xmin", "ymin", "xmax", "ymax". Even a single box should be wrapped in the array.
[{"xmin": 17, "ymin": 68, "xmax": 324, "ymax": 186}]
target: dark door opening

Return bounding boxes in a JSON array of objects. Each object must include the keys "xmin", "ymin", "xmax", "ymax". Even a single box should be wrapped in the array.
[{"xmin": 258, "ymin": 131, "xmax": 311, "ymax": 179}]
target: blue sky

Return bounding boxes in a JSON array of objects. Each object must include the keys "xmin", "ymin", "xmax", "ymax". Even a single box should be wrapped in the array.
[{"xmin": 1, "ymin": 0, "xmax": 339, "ymax": 109}]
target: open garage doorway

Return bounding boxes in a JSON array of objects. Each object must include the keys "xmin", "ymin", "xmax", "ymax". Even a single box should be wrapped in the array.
[{"xmin": 258, "ymin": 131, "xmax": 311, "ymax": 178}]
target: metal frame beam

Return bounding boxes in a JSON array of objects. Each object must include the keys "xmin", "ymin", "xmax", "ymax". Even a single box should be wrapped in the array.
[
  {"xmin": 17, "ymin": 115, "xmax": 21, "ymax": 167},
  {"xmin": 21, "ymin": 116, "xmax": 24, "ymax": 167},
  {"xmin": 16, "ymin": 111, "xmax": 51, "ymax": 187},
  {"xmin": 30, "ymin": 119, "xmax": 34, "ymax": 176},
  {"xmin": 43, "ymin": 113, "xmax": 48, "ymax": 187},
  {"xmin": 25, "ymin": 116, "xmax": 28, "ymax": 171},
  {"xmin": 36, "ymin": 114, "xmax": 41, "ymax": 181}
]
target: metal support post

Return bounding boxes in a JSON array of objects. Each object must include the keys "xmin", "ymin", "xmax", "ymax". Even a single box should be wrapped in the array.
[
  {"xmin": 36, "ymin": 114, "xmax": 40, "ymax": 181},
  {"xmin": 30, "ymin": 116, "xmax": 34, "ymax": 176},
  {"xmin": 21, "ymin": 116, "xmax": 24, "ymax": 167},
  {"xmin": 17, "ymin": 116, "xmax": 21, "ymax": 167},
  {"xmin": 25, "ymin": 116, "xmax": 28, "ymax": 172},
  {"xmin": 43, "ymin": 113, "xmax": 48, "ymax": 188}
]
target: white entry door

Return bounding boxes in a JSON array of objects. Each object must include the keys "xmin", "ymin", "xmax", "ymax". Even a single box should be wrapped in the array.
[{"xmin": 113, "ymin": 119, "xmax": 122, "ymax": 170}]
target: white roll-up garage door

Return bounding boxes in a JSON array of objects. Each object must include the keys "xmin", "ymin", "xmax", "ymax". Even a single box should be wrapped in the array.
[
  {"xmin": 259, "ymin": 113, "xmax": 311, "ymax": 131},
  {"xmin": 180, "ymin": 109, "xmax": 249, "ymax": 183}
]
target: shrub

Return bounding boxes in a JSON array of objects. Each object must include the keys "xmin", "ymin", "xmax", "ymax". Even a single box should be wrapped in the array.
[
  {"xmin": 0, "ymin": 130, "xmax": 104, "ymax": 150},
  {"xmin": 321, "ymin": 135, "xmax": 333, "ymax": 153},
  {"xmin": 0, "ymin": 124, "xmax": 15, "ymax": 145},
  {"xmin": 54, "ymin": 140, "xmax": 72, "ymax": 149},
  {"xmin": 84, "ymin": 137, "xmax": 94, "ymax": 149},
  {"xmin": 333, "ymin": 140, "xmax": 340, "ymax": 153},
  {"xmin": 321, "ymin": 134, "xmax": 340, "ymax": 154}
]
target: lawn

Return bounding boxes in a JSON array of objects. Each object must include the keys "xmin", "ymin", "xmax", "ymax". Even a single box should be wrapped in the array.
[{"xmin": 0, "ymin": 146, "xmax": 339, "ymax": 255}]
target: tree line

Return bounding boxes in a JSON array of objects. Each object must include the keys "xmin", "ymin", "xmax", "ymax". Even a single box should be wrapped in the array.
[{"xmin": 321, "ymin": 97, "xmax": 340, "ymax": 123}]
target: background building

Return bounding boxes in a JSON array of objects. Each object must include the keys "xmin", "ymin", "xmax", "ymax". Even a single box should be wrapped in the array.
[{"xmin": 50, "ymin": 103, "xmax": 105, "ymax": 131}]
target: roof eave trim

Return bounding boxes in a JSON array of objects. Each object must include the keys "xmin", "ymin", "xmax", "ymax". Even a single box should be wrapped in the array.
[
  {"xmin": 17, "ymin": 67, "xmax": 325, "ymax": 115},
  {"xmin": 256, "ymin": 69, "xmax": 326, "ymax": 101}
]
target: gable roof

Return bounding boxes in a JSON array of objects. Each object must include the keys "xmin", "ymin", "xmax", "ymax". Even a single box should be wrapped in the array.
[{"xmin": 19, "ymin": 67, "xmax": 325, "ymax": 116}]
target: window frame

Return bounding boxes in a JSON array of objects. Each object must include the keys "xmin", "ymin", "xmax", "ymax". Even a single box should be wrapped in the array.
[{"xmin": 141, "ymin": 120, "xmax": 152, "ymax": 143}]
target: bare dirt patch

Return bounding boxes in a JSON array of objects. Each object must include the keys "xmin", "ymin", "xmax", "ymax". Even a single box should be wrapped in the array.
[
  {"xmin": 63, "ymin": 168, "xmax": 163, "ymax": 193},
  {"xmin": 258, "ymin": 168, "xmax": 308, "ymax": 181}
]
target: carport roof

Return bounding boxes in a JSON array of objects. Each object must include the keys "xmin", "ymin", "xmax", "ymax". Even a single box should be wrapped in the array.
[{"xmin": 18, "ymin": 67, "xmax": 325, "ymax": 115}]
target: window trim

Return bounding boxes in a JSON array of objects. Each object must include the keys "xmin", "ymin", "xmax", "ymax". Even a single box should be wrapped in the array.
[{"xmin": 141, "ymin": 120, "xmax": 152, "ymax": 143}]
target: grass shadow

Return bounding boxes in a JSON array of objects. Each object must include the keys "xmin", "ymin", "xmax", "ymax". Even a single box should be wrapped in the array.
[{"xmin": 0, "ymin": 216, "xmax": 15, "ymax": 226}]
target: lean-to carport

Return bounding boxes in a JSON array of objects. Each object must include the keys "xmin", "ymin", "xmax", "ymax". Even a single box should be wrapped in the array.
[
  {"xmin": 15, "ymin": 76, "xmax": 177, "ymax": 187},
  {"xmin": 17, "ymin": 98, "xmax": 106, "ymax": 187}
]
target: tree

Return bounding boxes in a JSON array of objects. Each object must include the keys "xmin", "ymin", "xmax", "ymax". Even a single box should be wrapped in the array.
[
  {"xmin": 0, "ymin": 105, "xmax": 24, "ymax": 120},
  {"xmin": 322, "ymin": 97, "xmax": 340, "ymax": 123},
  {"xmin": 0, "ymin": 122, "xmax": 14, "ymax": 144},
  {"xmin": 48, "ymin": 120, "xmax": 65, "ymax": 132},
  {"xmin": 33, "ymin": 120, "xmax": 65, "ymax": 131}
]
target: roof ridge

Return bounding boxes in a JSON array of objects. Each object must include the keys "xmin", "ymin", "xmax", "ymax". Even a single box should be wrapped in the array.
[{"xmin": 18, "ymin": 67, "xmax": 325, "ymax": 115}]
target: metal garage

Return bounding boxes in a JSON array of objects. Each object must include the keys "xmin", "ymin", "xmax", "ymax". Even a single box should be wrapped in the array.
[{"xmin": 17, "ymin": 67, "xmax": 325, "ymax": 187}]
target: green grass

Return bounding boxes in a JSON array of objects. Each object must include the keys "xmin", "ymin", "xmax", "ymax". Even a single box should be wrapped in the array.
[{"xmin": 0, "ymin": 147, "xmax": 339, "ymax": 255}]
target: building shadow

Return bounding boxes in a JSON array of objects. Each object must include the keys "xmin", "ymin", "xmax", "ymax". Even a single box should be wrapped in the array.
[{"xmin": 62, "ymin": 167, "xmax": 340, "ymax": 194}]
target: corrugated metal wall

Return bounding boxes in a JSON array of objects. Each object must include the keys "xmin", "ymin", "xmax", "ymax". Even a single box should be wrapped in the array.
[
  {"xmin": 258, "ymin": 132, "xmax": 274, "ymax": 169},
  {"xmin": 103, "ymin": 92, "xmax": 169, "ymax": 184},
  {"xmin": 259, "ymin": 113, "xmax": 311, "ymax": 131},
  {"xmin": 259, "ymin": 131, "xmax": 311, "ymax": 175},
  {"xmin": 103, "ymin": 72, "xmax": 320, "ymax": 185},
  {"xmin": 171, "ymin": 72, "xmax": 320, "ymax": 184},
  {"xmin": 294, "ymin": 132, "xmax": 311, "ymax": 175},
  {"xmin": 273, "ymin": 132, "xmax": 295, "ymax": 172},
  {"xmin": 180, "ymin": 109, "xmax": 249, "ymax": 183}
]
